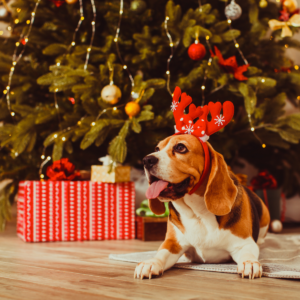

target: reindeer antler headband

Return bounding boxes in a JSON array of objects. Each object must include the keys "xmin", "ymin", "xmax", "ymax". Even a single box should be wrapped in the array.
[{"xmin": 171, "ymin": 86, "xmax": 234, "ymax": 194}]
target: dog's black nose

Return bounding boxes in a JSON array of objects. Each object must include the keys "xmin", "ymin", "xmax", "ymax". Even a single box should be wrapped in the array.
[{"xmin": 143, "ymin": 155, "xmax": 158, "ymax": 170}]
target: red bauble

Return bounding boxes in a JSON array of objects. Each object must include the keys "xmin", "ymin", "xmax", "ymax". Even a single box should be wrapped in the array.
[
  {"xmin": 188, "ymin": 42, "xmax": 206, "ymax": 60},
  {"xmin": 49, "ymin": 0, "xmax": 65, "ymax": 7}
]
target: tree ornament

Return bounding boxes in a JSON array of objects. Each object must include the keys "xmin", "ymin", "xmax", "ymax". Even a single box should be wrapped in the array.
[
  {"xmin": 188, "ymin": 32, "xmax": 206, "ymax": 61},
  {"xmin": 282, "ymin": 0, "xmax": 298, "ymax": 13},
  {"xmin": 270, "ymin": 219, "xmax": 283, "ymax": 233},
  {"xmin": 224, "ymin": 0, "xmax": 242, "ymax": 21},
  {"xmin": 210, "ymin": 46, "xmax": 249, "ymax": 81},
  {"xmin": 125, "ymin": 101, "xmax": 141, "ymax": 118},
  {"xmin": 101, "ymin": 85, "xmax": 121, "ymax": 105},
  {"xmin": 65, "ymin": 0, "xmax": 78, "ymax": 4},
  {"xmin": 130, "ymin": 0, "xmax": 147, "ymax": 14},
  {"xmin": 49, "ymin": 0, "xmax": 65, "ymax": 7},
  {"xmin": 269, "ymin": 14, "xmax": 300, "ymax": 37},
  {"xmin": 101, "ymin": 63, "xmax": 122, "ymax": 105},
  {"xmin": 259, "ymin": 0, "xmax": 268, "ymax": 8}
]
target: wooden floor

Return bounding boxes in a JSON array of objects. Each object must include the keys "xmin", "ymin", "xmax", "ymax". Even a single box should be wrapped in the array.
[{"xmin": 0, "ymin": 218, "xmax": 300, "ymax": 300}]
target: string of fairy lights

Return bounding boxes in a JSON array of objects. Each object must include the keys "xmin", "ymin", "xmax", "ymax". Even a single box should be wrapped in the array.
[
  {"xmin": 164, "ymin": 16, "xmax": 174, "ymax": 96},
  {"xmin": 4, "ymin": 0, "xmax": 41, "ymax": 121},
  {"xmin": 7, "ymin": 0, "xmax": 290, "ymax": 178}
]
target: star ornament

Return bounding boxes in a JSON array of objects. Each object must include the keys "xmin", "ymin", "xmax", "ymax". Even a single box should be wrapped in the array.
[{"xmin": 210, "ymin": 46, "xmax": 249, "ymax": 81}]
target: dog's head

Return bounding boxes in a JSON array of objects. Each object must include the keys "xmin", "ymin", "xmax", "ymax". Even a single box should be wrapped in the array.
[{"xmin": 144, "ymin": 134, "xmax": 238, "ymax": 217}]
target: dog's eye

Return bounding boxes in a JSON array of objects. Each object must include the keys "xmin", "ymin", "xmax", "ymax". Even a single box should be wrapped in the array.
[
  {"xmin": 155, "ymin": 146, "xmax": 160, "ymax": 152},
  {"xmin": 174, "ymin": 143, "xmax": 188, "ymax": 153}
]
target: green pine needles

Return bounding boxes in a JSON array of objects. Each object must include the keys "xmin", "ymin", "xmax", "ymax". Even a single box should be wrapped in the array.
[{"xmin": 1, "ymin": 0, "xmax": 300, "ymax": 229}]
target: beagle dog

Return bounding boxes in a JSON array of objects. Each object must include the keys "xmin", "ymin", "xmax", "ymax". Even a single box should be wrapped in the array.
[{"xmin": 134, "ymin": 134, "xmax": 270, "ymax": 280}]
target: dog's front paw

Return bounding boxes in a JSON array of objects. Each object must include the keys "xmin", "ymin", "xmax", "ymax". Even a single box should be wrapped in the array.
[
  {"xmin": 237, "ymin": 260, "xmax": 262, "ymax": 279},
  {"xmin": 134, "ymin": 258, "xmax": 164, "ymax": 280}
]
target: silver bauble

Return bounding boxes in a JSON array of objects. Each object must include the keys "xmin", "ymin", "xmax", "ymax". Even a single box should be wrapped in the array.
[
  {"xmin": 101, "ymin": 84, "xmax": 122, "ymax": 105},
  {"xmin": 225, "ymin": 0, "xmax": 242, "ymax": 21}
]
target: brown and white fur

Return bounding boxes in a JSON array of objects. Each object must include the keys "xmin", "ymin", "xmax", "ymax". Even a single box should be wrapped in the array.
[{"xmin": 134, "ymin": 135, "xmax": 270, "ymax": 280}]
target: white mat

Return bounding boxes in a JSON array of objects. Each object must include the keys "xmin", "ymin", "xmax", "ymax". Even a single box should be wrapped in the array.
[{"xmin": 109, "ymin": 234, "xmax": 300, "ymax": 279}]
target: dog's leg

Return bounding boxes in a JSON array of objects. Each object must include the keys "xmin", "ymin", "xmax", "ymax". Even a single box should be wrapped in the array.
[
  {"xmin": 230, "ymin": 240, "xmax": 262, "ymax": 279},
  {"xmin": 134, "ymin": 222, "xmax": 189, "ymax": 279}
]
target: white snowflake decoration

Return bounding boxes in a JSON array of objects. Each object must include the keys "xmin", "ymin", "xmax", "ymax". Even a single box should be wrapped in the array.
[
  {"xmin": 214, "ymin": 115, "xmax": 225, "ymax": 126},
  {"xmin": 183, "ymin": 124, "xmax": 194, "ymax": 134},
  {"xmin": 170, "ymin": 101, "xmax": 178, "ymax": 112}
]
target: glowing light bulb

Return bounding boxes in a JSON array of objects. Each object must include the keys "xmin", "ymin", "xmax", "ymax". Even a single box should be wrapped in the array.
[
  {"xmin": 123, "ymin": 65, "xmax": 127, "ymax": 69},
  {"xmin": 71, "ymin": 41, "xmax": 75, "ymax": 46},
  {"xmin": 54, "ymin": 134, "xmax": 58, "ymax": 138},
  {"xmin": 81, "ymin": 16, "xmax": 84, "ymax": 21},
  {"xmin": 227, "ymin": 19, "xmax": 232, "ymax": 24},
  {"xmin": 295, "ymin": 65, "xmax": 299, "ymax": 70},
  {"xmin": 91, "ymin": 122, "xmax": 96, "ymax": 126},
  {"xmin": 120, "ymin": 10, "xmax": 123, "ymax": 14},
  {"xmin": 62, "ymin": 137, "xmax": 66, "ymax": 141},
  {"xmin": 56, "ymin": 62, "xmax": 60, "ymax": 66},
  {"xmin": 47, "ymin": 156, "xmax": 51, "ymax": 160},
  {"xmin": 41, "ymin": 155, "xmax": 45, "ymax": 159},
  {"xmin": 26, "ymin": 20, "xmax": 30, "ymax": 24},
  {"xmin": 113, "ymin": 107, "xmax": 117, "ymax": 111},
  {"xmin": 170, "ymin": 42, "xmax": 173, "ymax": 47},
  {"xmin": 166, "ymin": 16, "xmax": 169, "ymax": 21},
  {"xmin": 201, "ymin": 86, "xmax": 205, "ymax": 90},
  {"xmin": 261, "ymin": 79, "xmax": 265, "ymax": 83},
  {"xmin": 166, "ymin": 70, "xmax": 170, "ymax": 75},
  {"xmin": 12, "ymin": 61, "xmax": 17, "ymax": 66},
  {"xmin": 235, "ymin": 43, "xmax": 239, "ymax": 48},
  {"xmin": 31, "ymin": 12, "xmax": 35, "ymax": 16},
  {"xmin": 262, "ymin": 144, "xmax": 266, "ymax": 148},
  {"xmin": 14, "ymin": 19, "xmax": 19, "ymax": 24},
  {"xmin": 251, "ymin": 127, "xmax": 255, "ymax": 131},
  {"xmin": 16, "ymin": 42, "xmax": 20, "ymax": 47},
  {"xmin": 11, "ymin": 112, "xmax": 15, "ymax": 116},
  {"xmin": 206, "ymin": 36, "xmax": 210, "ymax": 40},
  {"xmin": 91, "ymin": 21, "xmax": 95, "ymax": 25},
  {"xmin": 40, "ymin": 174, "xmax": 44, "ymax": 179},
  {"xmin": 114, "ymin": 38, "xmax": 118, "ymax": 42}
]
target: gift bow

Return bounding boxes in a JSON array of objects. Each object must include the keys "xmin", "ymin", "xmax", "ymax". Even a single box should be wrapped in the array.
[
  {"xmin": 269, "ymin": 14, "xmax": 300, "ymax": 37},
  {"xmin": 250, "ymin": 170, "xmax": 278, "ymax": 190}
]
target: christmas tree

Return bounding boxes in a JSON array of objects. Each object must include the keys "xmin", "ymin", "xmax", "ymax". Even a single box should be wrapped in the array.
[{"xmin": 1, "ymin": 0, "xmax": 300, "ymax": 229}]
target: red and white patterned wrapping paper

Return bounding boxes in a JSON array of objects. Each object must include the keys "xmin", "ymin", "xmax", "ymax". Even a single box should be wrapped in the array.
[{"xmin": 17, "ymin": 181, "xmax": 135, "ymax": 242}]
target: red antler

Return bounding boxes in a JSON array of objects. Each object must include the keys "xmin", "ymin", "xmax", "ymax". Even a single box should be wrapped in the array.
[
  {"xmin": 204, "ymin": 101, "xmax": 234, "ymax": 136},
  {"xmin": 171, "ymin": 87, "xmax": 234, "ymax": 140}
]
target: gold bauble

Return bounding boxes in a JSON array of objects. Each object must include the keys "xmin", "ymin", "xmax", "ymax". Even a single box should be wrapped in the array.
[
  {"xmin": 66, "ymin": 0, "xmax": 78, "ymax": 4},
  {"xmin": 101, "ymin": 84, "xmax": 122, "ymax": 105},
  {"xmin": 283, "ymin": 0, "xmax": 298, "ymax": 13},
  {"xmin": 125, "ymin": 101, "xmax": 141, "ymax": 118},
  {"xmin": 270, "ymin": 219, "xmax": 283, "ymax": 233},
  {"xmin": 259, "ymin": 0, "xmax": 268, "ymax": 8}
]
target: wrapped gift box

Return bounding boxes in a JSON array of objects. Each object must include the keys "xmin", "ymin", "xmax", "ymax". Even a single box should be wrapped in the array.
[
  {"xmin": 135, "ymin": 216, "xmax": 168, "ymax": 241},
  {"xmin": 91, "ymin": 166, "xmax": 130, "ymax": 183},
  {"xmin": 17, "ymin": 181, "xmax": 135, "ymax": 242}
]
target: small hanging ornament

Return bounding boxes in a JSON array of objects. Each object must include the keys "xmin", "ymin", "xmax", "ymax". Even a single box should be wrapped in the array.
[
  {"xmin": 125, "ymin": 101, "xmax": 141, "ymax": 118},
  {"xmin": 65, "ymin": 0, "xmax": 78, "ymax": 3},
  {"xmin": 49, "ymin": 0, "xmax": 65, "ymax": 7},
  {"xmin": 259, "ymin": 0, "xmax": 268, "ymax": 8},
  {"xmin": 225, "ymin": 0, "xmax": 242, "ymax": 21},
  {"xmin": 282, "ymin": 0, "xmax": 298, "ymax": 13},
  {"xmin": 100, "ymin": 63, "xmax": 122, "ymax": 105},
  {"xmin": 187, "ymin": 32, "xmax": 206, "ymax": 61},
  {"xmin": 130, "ymin": 0, "xmax": 147, "ymax": 14}
]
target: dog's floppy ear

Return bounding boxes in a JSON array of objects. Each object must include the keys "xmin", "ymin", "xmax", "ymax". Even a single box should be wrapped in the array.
[
  {"xmin": 148, "ymin": 199, "xmax": 166, "ymax": 215},
  {"xmin": 204, "ymin": 143, "xmax": 238, "ymax": 216}
]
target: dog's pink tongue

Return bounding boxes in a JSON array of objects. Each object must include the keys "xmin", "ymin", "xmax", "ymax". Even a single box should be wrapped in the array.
[{"xmin": 146, "ymin": 180, "xmax": 169, "ymax": 199}]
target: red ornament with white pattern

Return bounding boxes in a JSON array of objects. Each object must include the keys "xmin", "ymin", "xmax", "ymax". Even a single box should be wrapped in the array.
[{"xmin": 187, "ymin": 39, "xmax": 206, "ymax": 61}]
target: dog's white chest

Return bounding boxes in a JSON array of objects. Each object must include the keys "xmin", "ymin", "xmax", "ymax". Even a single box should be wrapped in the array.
[{"xmin": 172, "ymin": 195, "xmax": 232, "ymax": 263}]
